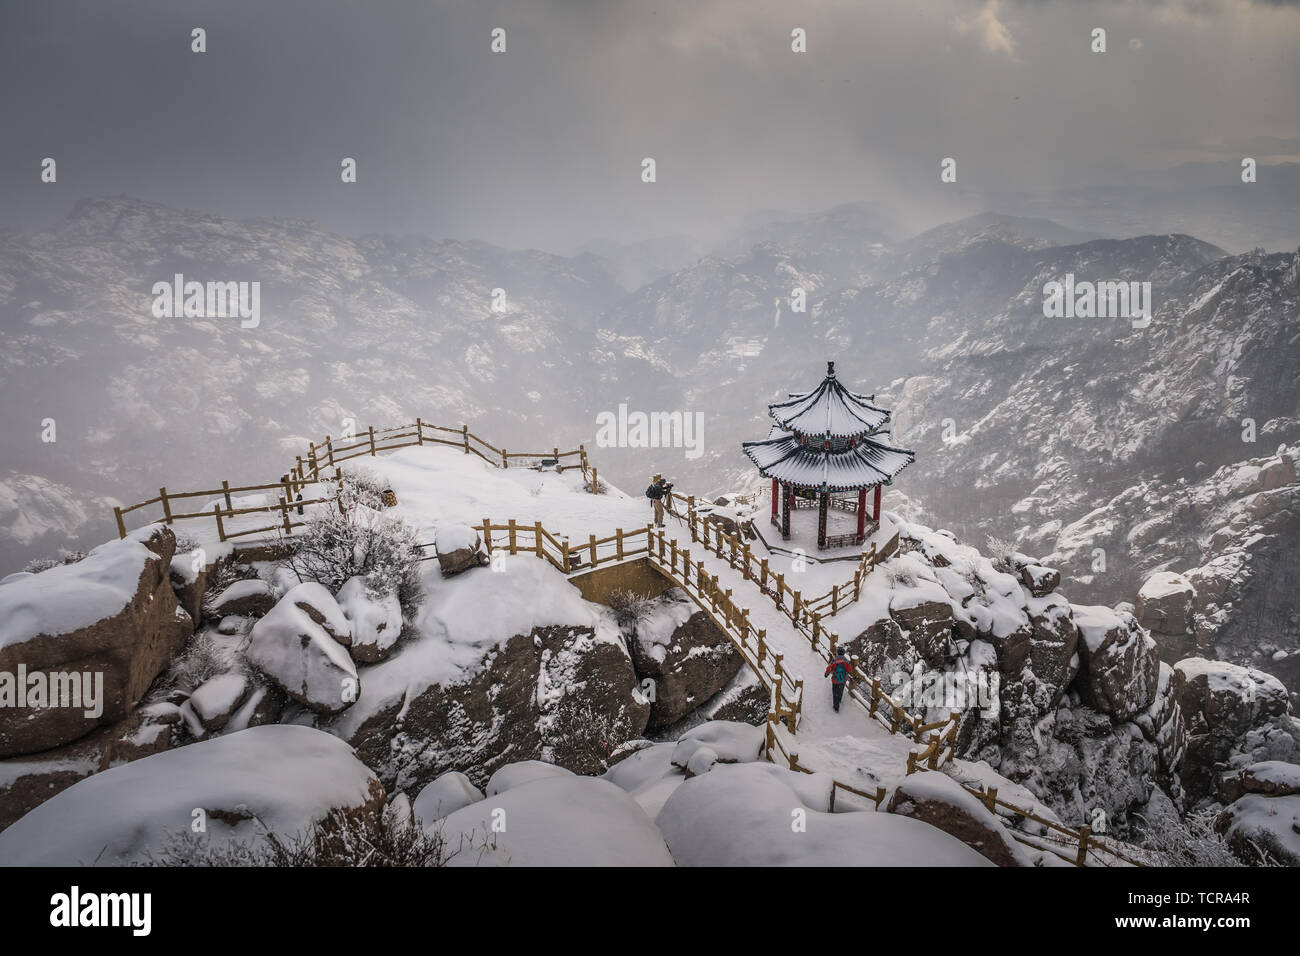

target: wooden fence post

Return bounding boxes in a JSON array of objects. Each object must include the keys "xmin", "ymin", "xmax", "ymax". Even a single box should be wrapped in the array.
[
  {"xmin": 508, "ymin": 519, "xmax": 518, "ymax": 555},
  {"xmin": 534, "ymin": 521, "xmax": 543, "ymax": 558},
  {"xmin": 279, "ymin": 496, "xmax": 292, "ymax": 534},
  {"xmin": 213, "ymin": 503, "xmax": 226, "ymax": 542},
  {"xmin": 1076, "ymin": 826, "xmax": 1091, "ymax": 866},
  {"xmin": 416, "ymin": 417, "xmax": 424, "ymax": 445},
  {"xmin": 562, "ymin": 536, "xmax": 571, "ymax": 573},
  {"xmin": 615, "ymin": 528, "xmax": 624, "ymax": 561},
  {"xmin": 591, "ymin": 466, "xmax": 598, "ymax": 494},
  {"xmin": 502, "ymin": 448, "xmax": 508, "ymax": 469},
  {"xmin": 589, "ymin": 533, "xmax": 598, "ymax": 568},
  {"xmin": 159, "ymin": 487, "xmax": 173, "ymax": 524},
  {"xmin": 325, "ymin": 435, "xmax": 335, "ymax": 467},
  {"xmin": 368, "ymin": 425, "xmax": 377, "ymax": 457},
  {"xmin": 983, "ymin": 787, "xmax": 998, "ymax": 815},
  {"xmin": 114, "ymin": 506, "xmax": 127, "ymax": 539},
  {"xmin": 482, "ymin": 519, "xmax": 493, "ymax": 553},
  {"xmin": 462, "ymin": 424, "xmax": 470, "ymax": 454}
]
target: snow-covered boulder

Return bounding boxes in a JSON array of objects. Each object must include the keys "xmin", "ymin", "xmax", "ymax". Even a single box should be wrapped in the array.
[
  {"xmin": 626, "ymin": 590, "xmax": 742, "ymax": 731},
  {"xmin": 413, "ymin": 771, "xmax": 483, "ymax": 824},
  {"xmin": 669, "ymin": 720, "xmax": 764, "ymax": 774},
  {"xmin": 1220, "ymin": 760, "xmax": 1300, "ymax": 802},
  {"xmin": 337, "ymin": 576, "xmax": 402, "ymax": 663},
  {"xmin": 188, "ymin": 672, "xmax": 251, "ymax": 732},
  {"xmin": 434, "ymin": 523, "xmax": 486, "ymax": 578},
  {"xmin": 656, "ymin": 762, "xmax": 993, "ymax": 866},
  {"xmin": 1136, "ymin": 571, "xmax": 1196, "ymax": 662},
  {"xmin": 1174, "ymin": 657, "xmax": 1296, "ymax": 800},
  {"xmin": 440, "ymin": 775, "xmax": 674, "ymax": 866},
  {"xmin": 1214, "ymin": 794, "xmax": 1300, "ymax": 866},
  {"xmin": 1072, "ymin": 605, "xmax": 1159, "ymax": 719},
  {"xmin": 885, "ymin": 771, "xmax": 1035, "ymax": 867},
  {"xmin": 0, "ymin": 525, "xmax": 192, "ymax": 757},
  {"xmin": 222, "ymin": 682, "xmax": 285, "ymax": 734},
  {"xmin": 485, "ymin": 760, "xmax": 573, "ymax": 797},
  {"xmin": 0, "ymin": 701, "xmax": 179, "ymax": 832},
  {"xmin": 246, "ymin": 590, "xmax": 360, "ymax": 715},
  {"xmin": 0, "ymin": 725, "xmax": 386, "ymax": 865},
  {"xmin": 1019, "ymin": 564, "xmax": 1060, "ymax": 598},
  {"xmin": 209, "ymin": 577, "xmax": 276, "ymax": 618},
  {"xmin": 1176, "ymin": 657, "xmax": 1289, "ymax": 738},
  {"xmin": 284, "ymin": 581, "xmax": 352, "ymax": 647}
]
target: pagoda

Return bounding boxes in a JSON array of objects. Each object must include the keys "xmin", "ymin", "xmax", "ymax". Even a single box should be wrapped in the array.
[{"xmin": 741, "ymin": 362, "xmax": 915, "ymax": 550}]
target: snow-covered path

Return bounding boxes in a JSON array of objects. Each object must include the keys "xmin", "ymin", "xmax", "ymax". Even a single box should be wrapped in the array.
[{"xmin": 678, "ymin": 534, "xmax": 919, "ymax": 796}]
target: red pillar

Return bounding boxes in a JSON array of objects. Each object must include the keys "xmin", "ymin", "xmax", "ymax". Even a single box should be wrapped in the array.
[
  {"xmin": 856, "ymin": 487, "xmax": 866, "ymax": 542},
  {"xmin": 771, "ymin": 477, "xmax": 778, "ymax": 518},
  {"xmin": 873, "ymin": 484, "xmax": 882, "ymax": 522}
]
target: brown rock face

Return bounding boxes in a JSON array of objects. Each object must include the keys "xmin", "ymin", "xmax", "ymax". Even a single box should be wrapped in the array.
[
  {"xmin": 0, "ymin": 527, "xmax": 192, "ymax": 758},
  {"xmin": 628, "ymin": 609, "xmax": 743, "ymax": 732},
  {"xmin": 1019, "ymin": 564, "xmax": 1060, "ymax": 598},
  {"xmin": 1073, "ymin": 607, "xmax": 1160, "ymax": 720},
  {"xmin": 889, "ymin": 599, "xmax": 954, "ymax": 668},
  {"xmin": 338, "ymin": 624, "xmax": 649, "ymax": 793},
  {"xmin": 0, "ymin": 702, "xmax": 178, "ymax": 831},
  {"xmin": 170, "ymin": 565, "xmax": 207, "ymax": 632},
  {"xmin": 436, "ymin": 537, "xmax": 488, "ymax": 578},
  {"xmin": 886, "ymin": 773, "xmax": 1027, "ymax": 867}
]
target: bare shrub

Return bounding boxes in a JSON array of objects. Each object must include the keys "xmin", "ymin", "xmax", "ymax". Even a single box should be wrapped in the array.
[
  {"xmin": 137, "ymin": 812, "xmax": 483, "ymax": 867},
  {"xmin": 985, "ymin": 535, "xmax": 1019, "ymax": 574},
  {"xmin": 607, "ymin": 588, "xmax": 657, "ymax": 631},
  {"xmin": 283, "ymin": 504, "xmax": 423, "ymax": 614},
  {"xmin": 164, "ymin": 630, "xmax": 250, "ymax": 693},
  {"xmin": 1134, "ymin": 807, "xmax": 1255, "ymax": 867},
  {"xmin": 22, "ymin": 548, "xmax": 86, "ymax": 574}
]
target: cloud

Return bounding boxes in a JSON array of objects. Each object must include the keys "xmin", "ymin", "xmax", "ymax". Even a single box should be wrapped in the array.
[{"xmin": 951, "ymin": 0, "xmax": 1018, "ymax": 59}]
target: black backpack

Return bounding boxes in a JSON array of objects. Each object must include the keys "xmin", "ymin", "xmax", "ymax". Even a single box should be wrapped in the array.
[{"xmin": 646, "ymin": 484, "xmax": 662, "ymax": 499}]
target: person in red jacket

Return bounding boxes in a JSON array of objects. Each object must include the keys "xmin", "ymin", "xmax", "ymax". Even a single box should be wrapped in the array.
[{"xmin": 824, "ymin": 651, "xmax": 853, "ymax": 712}]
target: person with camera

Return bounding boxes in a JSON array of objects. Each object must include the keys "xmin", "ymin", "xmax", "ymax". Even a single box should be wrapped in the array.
[{"xmin": 645, "ymin": 474, "xmax": 672, "ymax": 527}]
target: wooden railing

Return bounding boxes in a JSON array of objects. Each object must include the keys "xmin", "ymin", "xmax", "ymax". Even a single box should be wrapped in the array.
[
  {"xmin": 113, "ymin": 419, "xmax": 595, "ymax": 541},
  {"xmin": 677, "ymin": 494, "xmax": 881, "ymax": 624}
]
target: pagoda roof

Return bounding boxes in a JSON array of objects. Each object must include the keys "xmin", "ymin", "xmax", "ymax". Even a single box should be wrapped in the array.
[
  {"xmin": 768, "ymin": 362, "xmax": 891, "ymax": 438},
  {"xmin": 741, "ymin": 430, "xmax": 915, "ymax": 491}
]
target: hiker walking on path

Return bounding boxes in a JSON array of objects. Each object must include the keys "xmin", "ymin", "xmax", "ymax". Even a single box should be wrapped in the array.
[
  {"xmin": 824, "ymin": 650, "xmax": 853, "ymax": 712},
  {"xmin": 646, "ymin": 474, "xmax": 670, "ymax": 527}
]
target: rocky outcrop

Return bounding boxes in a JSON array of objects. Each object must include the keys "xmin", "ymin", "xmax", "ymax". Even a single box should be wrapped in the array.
[
  {"xmin": 1174, "ymin": 657, "xmax": 1299, "ymax": 801},
  {"xmin": 1136, "ymin": 572, "xmax": 1197, "ymax": 664},
  {"xmin": 1073, "ymin": 605, "xmax": 1159, "ymax": 720},
  {"xmin": 0, "ymin": 526, "xmax": 192, "ymax": 758},
  {"xmin": 627, "ymin": 591, "xmax": 743, "ymax": 731},
  {"xmin": 336, "ymin": 624, "xmax": 649, "ymax": 794},
  {"xmin": 0, "ymin": 702, "xmax": 178, "ymax": 831},
  {"xmin": 889, "ymin": 597, "xmax": 953, "ymax": 668}
]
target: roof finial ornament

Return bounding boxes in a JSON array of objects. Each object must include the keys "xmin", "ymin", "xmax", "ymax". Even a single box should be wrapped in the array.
[{"xmin": 827, "ymin": 360, "xmax": 835, "ymax": 378}]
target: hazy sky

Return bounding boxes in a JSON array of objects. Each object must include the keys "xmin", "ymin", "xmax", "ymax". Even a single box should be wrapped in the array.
[{"xmin": 2, "ymin": 0, "xmax": 1298, "ymax": 250}]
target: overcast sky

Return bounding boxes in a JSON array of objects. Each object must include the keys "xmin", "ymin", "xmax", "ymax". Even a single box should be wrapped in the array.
[{"xmin": 2, "ymin": 0, "xmax": 1298, "ymax": 250}]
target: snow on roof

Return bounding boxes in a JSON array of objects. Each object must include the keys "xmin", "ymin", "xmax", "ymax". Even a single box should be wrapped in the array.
[
  {"xmin": 741, "ymin": 431, "xmax": 915, "ymax": 490},
  {"xmin": 767, "ymin": 362, "xmax": 892, "ymax": 438}
]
